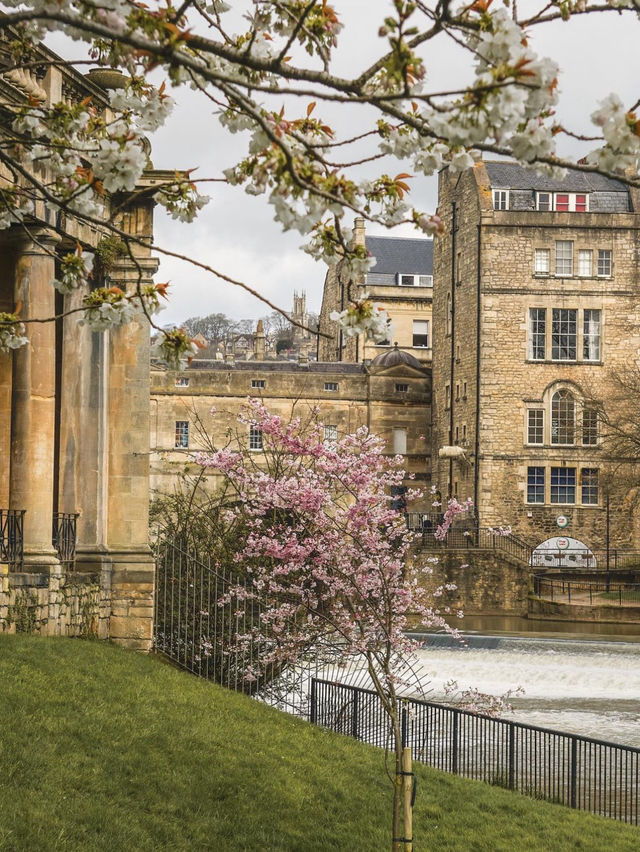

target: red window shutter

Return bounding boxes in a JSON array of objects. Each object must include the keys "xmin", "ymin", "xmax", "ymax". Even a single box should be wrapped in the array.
[
  {"xmin": 575, "ymin": 194, "xmax": 587, "ymax": 212},
  {"xmin": 555, "ymin": 194, "xmax": 569, "ymax": 211}
]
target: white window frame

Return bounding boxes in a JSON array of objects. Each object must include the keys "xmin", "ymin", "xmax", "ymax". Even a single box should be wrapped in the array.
[
  {"xmin": 418, "ymin": 275, "xmax": 433, "ymax": 287},
  {"xmin": 529, "ymin": 308, "xmax": 546, "ymax": 361},
  {"xmin": 392, "ymin": 427, "xmax": 407, "ymax": 455},
  {"xmin": 412, "ymin": 319, "xmax": 429, "ymax": 349},
  {"xmin": 324, "ymin": 381, "xmax": 339, "ymax": 392},
  {"xmin": 395, "ymin": 383, "xmax": 409, "ymax": 393},
  {"xmin": 249, "ymin": 425, "xmax": 263, "ymax": 451},
  {"xmin": 493, "ymin": 189, "xmax": 509, "ymax": 210},
  {"xmin": 555, "ymin": 241, "xmax": 574, "ymax": 277},
  {"xmin": 251, "ymin": 379, "xmax": 266, "ymax": 389},
  {"xmin": 174, "ymin": 420, "xmax": 189, "ymax": 449},
  {"xmin": 583, "ymin": 309, "xmax": 601, "ymax": 362},
  {"xmin": 324, "ymin": 425, "xmax": 338, "ymax": 445},
  {"xmin": 577, "ymin": 249, "xmax": 593, "ymax": 277},
  {"xmin": 534, "ymin": 249, "xmax": 550, "ymax": 275},
  {"xmin": 527, "ymin": 409, "xmax": 544, "ymax": 445},
  {"xmin": 174, "ymin": 377, "xmax": 189, "ymax": 387},
  {"xmin": 597, "ymin": 249, "xmax": 612, "ymax": 277},
  {"xmin": 537, "ymin": 192, "xmax": 589, "ymax": 212},
  {"xmin": 396, "ymin": 273, "xmax": 433, "ymax": 287}
]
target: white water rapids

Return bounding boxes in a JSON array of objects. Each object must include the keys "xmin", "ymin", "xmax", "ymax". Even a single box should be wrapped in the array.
[{"xmin": 415, "ymin": 635, "xmax": 640, "ymax": 747}]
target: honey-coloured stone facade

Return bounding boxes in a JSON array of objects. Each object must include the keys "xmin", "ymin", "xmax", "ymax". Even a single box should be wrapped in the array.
[{"xmin": 432, "ymin": 160, "xmax": 640, "ymax": 551}]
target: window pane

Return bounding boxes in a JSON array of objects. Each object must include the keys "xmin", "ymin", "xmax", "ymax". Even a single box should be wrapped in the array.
[
  {"xmin": 249, "ymin": 425, "xmax": 263, "ymax": 450},
  {"xmin": 582, "ymin": 408, "xmax": 598, "ymax": 445},
  {"xmin": 578, "ymin": 250, "xmax": 592, "ymax": 276},
  {"xmin": 419, "ymin": 275, "xmax": 433, "ymax": 287},
  {"xmin": 530, "ymin": 308, "xmax": 546, "ymax": 360},
  {"xmin": 413, "ymin": 320, "xmax": 429, "ymax": 348},
  {"xmin": 581, "ymin": 468, "xmax": 599, "ymax": 504},
  {"xmin": 537, "ymin": 193, "xmax": 551, "ymax": 211},
  {"xmin": 551, "ymin": 390, "xmax": 575, "ymax": 444},
  {"xmin": 493, "ymin": 190, "xmax": 508, "ymax": 210},
  {"xmin": 555, "ymin": 194, "xmax": 570, "ymax": 212},
  {"xmin": 583, "ymin": 309, "xmax": 601, "ymax": 361},
  {"xmin": 534, "ymin": 249, "xmax": 550, "ymax": 274},
  {"xmin": 527, "ymin": 410, "xmax": 544, "ymax": 444},
  {"xmin": 597, "ymin": 250, "xmax": 612, "ymax": 277},
  {"xmin": 395, "ymin": 383, "xmax": 409, "ymax": 393},
  {"xmin": 324, "ymin": 425, "xmax": 338, "ymax": 444},
  {"xmin": 399, "ymin": 274, "xmax": 416, "ymax": 286},
  {"xmin": 175, "ymin": 421, "xmax": 189, "ymax": 448},
  {"xmin": 555, "ymin": 241, "xmax": 573, "ymax": 276},
  {"xmin": 251, "ymin": 379, "xmax": 266, "ymax": 388},
  {"xmin": 575, "ymin": 194, "xmax": 587, "ymax": 212},
  {"xmin": 551, "ymin": 467, "xmax": 576, "ymax": 504},
  {"xmin": 393, "ymin": 428, "xmax": 407, "ymax": 455},
  {"xmin": 527, "ymin": 467, "xmax": 545, "ymax": 503},
  {"xmin": 324, "ymin": 382, "xmax": 338, "ymax": 391},
  {"xmin": 552, "ymin": 308, "xmax": 577, "ymax": 360}
]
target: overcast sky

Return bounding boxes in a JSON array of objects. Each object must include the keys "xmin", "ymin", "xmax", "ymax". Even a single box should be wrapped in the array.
[{"xmin": 51, "ymin": 2, "xmax": 640, "ymax": 327}]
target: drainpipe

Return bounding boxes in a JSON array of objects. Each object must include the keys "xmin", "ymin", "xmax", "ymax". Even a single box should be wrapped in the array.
[
  {"xmin": 474, "ymin": 223, "xmax": 482, "ymax": 523},
  {"xmin": 448, "ymin": 201, "xmax": 457, "ymax": 498}
]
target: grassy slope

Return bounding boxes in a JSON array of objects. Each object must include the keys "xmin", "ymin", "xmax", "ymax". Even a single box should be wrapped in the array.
[{"xmin": 0, "ymin": 637, "xmax": 638, "ymax": 852}]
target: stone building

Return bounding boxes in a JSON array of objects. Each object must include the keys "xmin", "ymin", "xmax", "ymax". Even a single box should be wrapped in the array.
[
  {"xmin": 150, "ymin": 343, "xmax": 432, "ymax": 508},
  {"xmin": 432, "ymin": 158, "xmax": 640, "ymax": 551},
  {"xmin": 318, "ymin": 218, "xmax": 433, "ymax": 365},
  {"xmin": 0, "ymin": 49, "xmax": 166, "ymax": 648}
]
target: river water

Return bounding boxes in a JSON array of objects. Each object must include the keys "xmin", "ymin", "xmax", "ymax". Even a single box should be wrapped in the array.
[{"xmin": 414, "ymin": 619, "xmax": 640, "ymax": 748}]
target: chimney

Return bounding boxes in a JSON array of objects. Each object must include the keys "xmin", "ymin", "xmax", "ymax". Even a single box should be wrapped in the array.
[
  {"xmin": 353, "ymin": 217, "xmax": 366, "ymax": 248},
  {"xmin": 254, "ymin": 319, "xmax": 265, "ymax": 361}
]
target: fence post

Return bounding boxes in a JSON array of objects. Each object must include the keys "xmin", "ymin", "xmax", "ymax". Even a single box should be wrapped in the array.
[
  {"xmin": 452, "ymin": 711, "xmax": 459, "ymax": 774},
  {"xmin": 310, "ymin": 678, "xmax": 317, "ymax": 725},
  {"xmin": 352, "ymin": 689, "xmax": 359, "ymax": 740},
  {"xmin": 570, "ymin": 737, "xmax": 577, "ymax": 809},
  {"xmin": 508, "ymin": 723, "xmax": 515, "ymax": 790}
]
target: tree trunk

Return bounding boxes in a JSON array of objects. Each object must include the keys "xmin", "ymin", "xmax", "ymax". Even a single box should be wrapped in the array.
[{"xmin": 391, "ymin": 709, "xmax": 404, "ymax": 852}]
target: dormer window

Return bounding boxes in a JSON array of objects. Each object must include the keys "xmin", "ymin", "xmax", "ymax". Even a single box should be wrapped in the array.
[
  {"xmin": 537, "ymin": 192, "xmax": 589, "ymax": 212},
  {"xmin": 397, "ymin": 274, "xmax": 433, "ymax": 287},
  {"xmin": 493, "ymin": 190, "xmax": 509, "ymax": 210}
]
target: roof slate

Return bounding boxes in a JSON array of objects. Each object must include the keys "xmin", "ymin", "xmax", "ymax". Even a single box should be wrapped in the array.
[
  {"xmin": 185, "ymin": 360, "xmax": 366, "ymax": 374},
  {"xmin": 366, "ymin": 235, "xmax": 433, "ymax": 274},
  {"xmin": 485, "ymin": 161, "xmax": 628, "ymax": 193}
]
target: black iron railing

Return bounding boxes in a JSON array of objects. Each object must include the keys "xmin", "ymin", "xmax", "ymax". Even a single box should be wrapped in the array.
[
  {"xmin": 0, "ymin": 509, "xmax": 25, "ymax": 570},
  {"xmin": 153, "ymin": 537, "xmax": 336, "ymax": 714},
  {"xmin": 420, "ymin": 526, "xmax": 533, "ymax": 565},
  {"xmin": 310, "ymin": 679, "xmax": 640, "ymax": 824},
  {"xmin": 532, "ymin": 549, "xmax": 640, "ymax": 571},
  {"xmin": 533, "ymin": 575, "xmax": 640, "ymax": 606},
  {"xmin": 52, "ymin": 512, "xmax": 79, "ymax": 569}
]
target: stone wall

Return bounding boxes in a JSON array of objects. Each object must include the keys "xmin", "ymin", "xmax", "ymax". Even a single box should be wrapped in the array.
[
  {"xmin": 529, "ymin": 597, "xmax": 640, "ymax": 624},
  {"xmin": 0, "ymin": 565, "xmax": 107, "ymax": 637},
  {"xmin": 413, "ymin": 546, "xmax": 530, "ymax": 616}
]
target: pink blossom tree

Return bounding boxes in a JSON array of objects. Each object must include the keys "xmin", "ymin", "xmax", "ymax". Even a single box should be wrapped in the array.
[{"xmin": 197, "ymin": 398, "xmax": 470, "ymax": 850}]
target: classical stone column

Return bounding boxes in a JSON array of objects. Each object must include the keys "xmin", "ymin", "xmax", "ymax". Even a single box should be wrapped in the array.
[
  {"xmin": 105, "ymin": 254, "xmax": 158, "ymax": 650},
  {"xmin": 9, "ymin": 229, "xmax": 61, "ymax": 575}
]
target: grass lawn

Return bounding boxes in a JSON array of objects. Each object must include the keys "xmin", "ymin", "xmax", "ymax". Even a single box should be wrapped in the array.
[{"xmin": 0, "ymin": 636, "xmax": 639, "ymax": 851}]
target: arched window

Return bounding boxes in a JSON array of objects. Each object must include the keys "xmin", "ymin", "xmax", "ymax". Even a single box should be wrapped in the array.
[{"xmin": 551, "ymin": 389, "xmax": 575, "ymax": 444}]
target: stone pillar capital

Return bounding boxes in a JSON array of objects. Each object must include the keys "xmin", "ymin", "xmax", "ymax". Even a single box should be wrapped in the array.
[{"xmin": 4, "ymin": 225, "xmax": 62, "ymax": 255}]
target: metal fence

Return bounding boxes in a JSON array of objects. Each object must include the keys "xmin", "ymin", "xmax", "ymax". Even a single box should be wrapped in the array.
[
  {"xmin": 310, "ymin": 679, "xmax": 640, "ymax": 824},
  {"xmin": 153, "ymin": 537, "xmax": 339, "ymax": 715},
  {"xmin": 420, "ymin": 525, "xmax": 533, "ymax": 565},
  {"xmin": 0, "ymin": 509, "xmax": 24, "ymax": 569},
  {"xmin": 52, "ymin": 512, "xmax": 78, "ymax": 569},
  {"xmin": 533, "ymin": 575, "xmax": 640, "ymax": 606}
]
